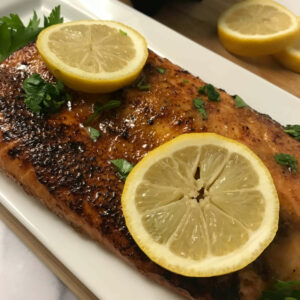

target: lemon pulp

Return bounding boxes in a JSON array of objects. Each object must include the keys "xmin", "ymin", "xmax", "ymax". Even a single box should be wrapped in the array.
[
  {"xmin": 37, "ymin": 20, "xmax": 148, "ymax": 93},
  {"xmin": 218, "ymin": 0, "xmax": 300, "ymax": 56},
  {"xmin": 274, "ymin": 21, "xmax": 300, "ymax": 73},
  {"xmin": 122, "ymin": 133, "xmax": 279, "ymax": 277}
]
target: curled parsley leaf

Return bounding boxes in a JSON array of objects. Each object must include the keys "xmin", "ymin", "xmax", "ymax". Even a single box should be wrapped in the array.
[
  {"xmin": 22, "ymin": 74, "xmax": 70, "ymax": 114},
  {"xmin": 199, "ymin": 84, "xmax": 220, "ymax": 102},
  {"xmin": 193, "ymin": 98, "xmax": 207, "ymax": 120},
  {"xmin": 275, "ymin": 153, "xmax": 297, "ymax": 173},
  {"xmin": 111, "ymin": 159, "xmax": 134, "ymax": 181},
  {"xmin": 284, "ymin": 124, "xmax": 300, "ymax": 141},
  {"xmin": 84, "ymin": 100, "xmax": 121, "ymax": 125},
  {"xmin": 0, "ymin": 6, "xmax": 63, "ymax": 62}
]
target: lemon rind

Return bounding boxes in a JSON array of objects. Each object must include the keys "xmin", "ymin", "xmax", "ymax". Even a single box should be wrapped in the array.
[
  {"xmin": 217, "ymin": 0, "xmax": 300, "ymax": 56},
  {"xmin": 36, "ymin": 20, "xmax": 148, "ymax": 93},
  {"xmin": 122, "ymin": 133, "xmax": 279, "ymax": 277}
]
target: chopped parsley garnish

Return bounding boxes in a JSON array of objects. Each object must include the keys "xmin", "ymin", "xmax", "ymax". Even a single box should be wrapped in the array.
[
  {"xmin": 156, "ymin": 67, "xmax": 166, "ymax": 74},
  {"xmin": 234, "ymin": 95, "xmax": 249, "ymax": 108},
  {"xmin": 261, "ymin": 280, "xmax": 300, "ymax": 300},
  {"xmin": 193, "ymin": 98, "xmax": 207, "ymax": 120},
  {"xmin": 182, "ymin": 79, "xmax": 189, "ymax": 84},
  {"xmin": 137, "ymin": 76, "xmax": 150, "ymax": 91},
  {"xmin": 275, "ymin": 153, "xmax": 297, "ymax": 173},
  {"xmin": 119, "ymin": 29, "xmax": 127, "ymax": 36},
  {"xmin": 0, "ymin": 6, "xmax": 63, "ymax": 62},
  {"xmin": 84, "ymin": 100, "xmax": 121, "ymax": 124},
  {"xmin": 199, "ymin": 84, "xmax": 220, "ymax": 102},
  {"xmin": 284, "ymin": 124, "xmax": 300, "ymax": 141},
  {"xmin": 111, "ymin": 159, "xmax": 134, "ymax": 181},
  {"xmin": 88, "ymin": 127, "xmax": 101, "ymax": 142},
  {"xmin": 22, "ymin": 74, "xmax": 70, "ymax": 114}
]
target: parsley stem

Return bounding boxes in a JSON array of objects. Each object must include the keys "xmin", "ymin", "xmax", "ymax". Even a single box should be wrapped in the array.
[{"xmin": 84, "ymin": 100, "xmax": 121, "ymax": 125}]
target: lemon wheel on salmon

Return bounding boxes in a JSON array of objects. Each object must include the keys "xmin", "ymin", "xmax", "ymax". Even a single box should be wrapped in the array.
[
  {"xmin": 218, "ymin": 0, "xmax": 300, "ymax": 56},
  {"xmin": 122, "ymin": 133, "xmax": 279, "ymax": 277},
  {"xmin": 36, "ymin": 20, "xmax": 148, "ymax": 93}
]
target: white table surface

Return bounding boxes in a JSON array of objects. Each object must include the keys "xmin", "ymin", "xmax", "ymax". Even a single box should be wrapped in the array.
[{"xmin": 0, "ymin": 220, "xmax": 78, "ymax": 300}]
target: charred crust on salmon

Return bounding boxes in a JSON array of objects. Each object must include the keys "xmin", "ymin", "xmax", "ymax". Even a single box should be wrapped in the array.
[{"xmin": 0, "ymin": 43, "xmax": 299, "ymax": 300}]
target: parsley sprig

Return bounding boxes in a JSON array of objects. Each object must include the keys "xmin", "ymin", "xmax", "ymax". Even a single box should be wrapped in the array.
[
  {"xmin": 84, "ymin": 100, "xmax": 121, "ymax": 125},
  {"xmin": 199, "ymin": 84, "xmax": 220, "ymax": 102},
  {"xmin": 284, "ymin": 125, "xmax": 300, "ymax": 141},
  {"xmin": 275, "ymin": 153, "xmax": 297, "ymax": 173},
  {"xmin": 193, "ymin": 98, "xmax": 207, "ymax": 120},
  {"xmin": 0, "ymin": 6, "xmax": 63, "ymax": 62},
  {"xmin": 111, "ymin": 159, "xmax": 134, "ymax": 181},
  {"xmin": 22, "ymin": 74, "xmax": 70, "ymax": 114},
  {"xmin": 261, "ymin": 280, "xmax": 300, "ymax": 300}
]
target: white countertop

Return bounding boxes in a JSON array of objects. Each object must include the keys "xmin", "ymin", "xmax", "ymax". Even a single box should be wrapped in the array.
[{"xmin": 0, "ymin": 220, "xmax": 77, "ymax": 300}]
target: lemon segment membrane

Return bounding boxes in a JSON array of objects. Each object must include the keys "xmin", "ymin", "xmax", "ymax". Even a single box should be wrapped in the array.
[
  {"xmin": 217, "ymin": 0, "xmax": 300, "ymax": 56},
  {"xmin": 37, "ymin": 20, "xmax": 148, "ymax": 93},
  {"xmin": 122, "ymin": 133, "xmax": 279, "ymax": 277}
]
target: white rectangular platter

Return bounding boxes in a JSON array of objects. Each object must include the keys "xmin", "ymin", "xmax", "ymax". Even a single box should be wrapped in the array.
[{"xmin": 0, "ymin": 0, "xmax": 299, "ymax": 299}]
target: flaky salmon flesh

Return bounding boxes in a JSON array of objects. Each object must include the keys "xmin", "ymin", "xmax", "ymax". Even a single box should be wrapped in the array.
[{"xmin": 0, "ymin": 43, "xmax": 299, "ymax": 300}]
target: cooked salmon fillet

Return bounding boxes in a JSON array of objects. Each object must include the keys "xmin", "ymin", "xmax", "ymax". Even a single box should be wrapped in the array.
[{"xmin": 0, "ymin": 43, "xmax": 299, "ymax": 300}]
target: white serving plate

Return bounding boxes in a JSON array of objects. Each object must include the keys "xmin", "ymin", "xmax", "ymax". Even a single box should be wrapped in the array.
[{"xmin": 0, "ymin": 0, "xmax": 299, "ymax": 299}]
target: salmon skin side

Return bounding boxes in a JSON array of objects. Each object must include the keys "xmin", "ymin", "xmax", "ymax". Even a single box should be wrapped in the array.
[{"xmin": 0, "ymin": 43, "xmax": 299, "ymax": 300}]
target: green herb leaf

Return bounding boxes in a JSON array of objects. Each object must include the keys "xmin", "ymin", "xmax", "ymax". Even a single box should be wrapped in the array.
[
  {"xmin": 22, "ymin": 74, "xmax": 70, "ymax": 114},
  {"xmin": 111, "ymin": 159, "xmax": 134, "ymax": 181},
  {"xmin": 182, "ymin": 79, "xmax": 189, "ymax": 84},
  {"xmin": 0, "ymin": 6, "xmax": 63, "ymax": 62},
  {"xmin": 261, "ymin": 280, "xmax": 300, "ymax": 300},
  {"xmin": 88, "ymin": 127, "xmax": 101, "ymax": 142},
  {"xmin": 137, "ymin": 76, "xmax": 150, "ymax": 91},
  {"xmin": 198, "ymin": 84, "xmax": 220, "ymax": 102},
  {"xmin": 156, "ymin": 67, "xmax": 166, "ymax": 74},
  {"xmin": 119, "ymin": 29, "xmax": 127, "ymax": 36},
  {"xmin": 274, "ymin": 280, "xmax": 300, "ymax": 291},
  {"xmin": 275, "ymin": 153, "xmax": 297, "ymax": 173},
  {"xmin": 234, "ymin": 95, "xmax": 249, "ymax": 108},
  {"xmin": 84, "ymin": 100, "xmax": 121, "ymax": 125},
  {"xmin": 284, "ymin": 124, "xmax": 300, "ymax": 141},
  {"xmin": 193, "ymin": 98, "xmax": 207, "ymax": 120},
  {"xmin": 44, "ymin": 6, "xmax": 63, "ymax": 28}
]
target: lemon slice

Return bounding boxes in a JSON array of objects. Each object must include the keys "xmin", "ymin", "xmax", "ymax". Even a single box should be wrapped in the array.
[
  {"xmin": 218, "ymin": 0, "xmax": 300, "ymax": 56},
  {"xmin": 36, "ymin": 20, "xmax": 148, "ymax": 93},
  {"xmin": 122, "ymin": 133, "xmax": 279, "ymax": 277},
  {"xmin": 274, "ymin": 19, "xmax": 300, "ymax": 73}
]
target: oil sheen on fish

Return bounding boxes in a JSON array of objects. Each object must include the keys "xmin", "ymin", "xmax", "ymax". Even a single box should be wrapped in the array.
[{"xmin": 0, "ymin": 43, "xmax": 299, "ymax": 300}]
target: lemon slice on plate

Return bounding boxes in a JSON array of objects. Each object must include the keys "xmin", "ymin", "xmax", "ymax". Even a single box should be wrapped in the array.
[
  {"xmin": 218, "ymin": 0, "xmax": 300, "ymax": 56},
  {"xmin": 122, "ymin": 133, "xmax": 279, "ymax": 277},
  {"xmin": 274, "ymin": 18, "xmax": 300, "ymax": 73},
  {"xmin": 36, "ymin": 20, "xmax": 148, "ymax": 93}
]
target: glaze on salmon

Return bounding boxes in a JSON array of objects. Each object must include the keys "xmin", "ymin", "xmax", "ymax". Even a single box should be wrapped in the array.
[{"xmin": 0, "ymin": 43, "xmax": 299, "ymax": 300}]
